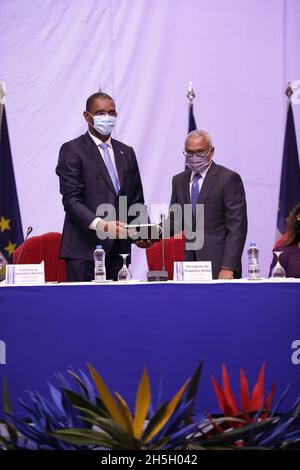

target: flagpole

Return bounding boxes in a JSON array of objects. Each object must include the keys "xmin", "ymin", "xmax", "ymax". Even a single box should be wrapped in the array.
[
  {"xmin": 285, "ymin": 81, "xmax": 293, "ymax": 112},
  {"xmin": 187, "ymin": 81, "xmax": 195, "ymax": 102},
  {"xmin": 0, "ymin": 80, "xmax": 5, "ymax": 138},
  {"xmin": 187, "ymin": 82, "xmax": 197, "ymax": 135},
  {"xmin": 187, "ymin": 81, "xmax": 195, "ymax": 103}
]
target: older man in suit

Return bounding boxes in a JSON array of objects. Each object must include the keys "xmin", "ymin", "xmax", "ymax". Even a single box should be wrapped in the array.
[
  {"xmin": 167, "ymin": 130, "xmax": 247, "ymax": 279},
  {"xmin": 56, "ymin": 92, "xmax": 150, "ymax": 282}
]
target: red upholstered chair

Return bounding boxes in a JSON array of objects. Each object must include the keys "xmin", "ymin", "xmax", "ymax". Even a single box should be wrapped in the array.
[
  {"xmin": 146, "ymin": 232, "xmax": 185, "ymax": 280},
  {"xmin": 12, "ymin": 232, "xmax": 67, "ymax": 282}
]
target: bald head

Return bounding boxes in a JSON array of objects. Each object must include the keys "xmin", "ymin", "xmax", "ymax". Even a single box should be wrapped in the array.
[
  {"xmin": 185, "ymin": 130, "xmax": 214, "ymax": 161},
  {"xmin": 185, "ymin": 130, "xmax": 213, "ymax": 148}
]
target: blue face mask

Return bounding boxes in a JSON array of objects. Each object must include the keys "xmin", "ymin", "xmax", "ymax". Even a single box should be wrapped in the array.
[{"xmin": 89, "ymin": 113, "xmax": 116, "ymax": 135}]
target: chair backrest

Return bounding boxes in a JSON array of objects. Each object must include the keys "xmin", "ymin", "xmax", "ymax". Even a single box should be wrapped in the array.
[
  {"xmin": 146, "ymin": 232, "xmax": 185, "ymax": 280},
  {"xmin": 12, "ymin": 232, "xmax": 66, "ymax": 282}
]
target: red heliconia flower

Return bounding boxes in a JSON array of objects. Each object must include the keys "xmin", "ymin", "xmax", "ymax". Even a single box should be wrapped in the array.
[{"xmin": 211, "ymin": 363, "xmax": 276, "ymax": 426}]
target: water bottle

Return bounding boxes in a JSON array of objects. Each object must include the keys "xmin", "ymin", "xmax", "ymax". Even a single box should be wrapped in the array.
[
  {"xmin": 248, "ymin": 243, "xmax": 260, "ymax": 279},
  {"xmin": 94, "ymin": 245, "xmax": 106, "ymax": 282}
]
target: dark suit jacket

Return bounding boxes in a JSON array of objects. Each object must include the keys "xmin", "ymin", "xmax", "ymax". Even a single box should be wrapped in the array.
[
  {"xmin": 56, "ymin": 132, "xmax": 145, "ymax": 261},
  {"xmin": 168, "ymin": 161, "xmax": 247, "ymax": 278}
]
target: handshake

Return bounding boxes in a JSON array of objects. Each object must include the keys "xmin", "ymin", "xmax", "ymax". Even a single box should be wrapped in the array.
[{"xmin": 96, "ymin": 220, "xmax": 161, "ymax": 249}]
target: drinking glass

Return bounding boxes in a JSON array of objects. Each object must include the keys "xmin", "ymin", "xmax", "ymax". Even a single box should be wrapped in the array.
[
  {"xmin": 117, "ymin": 254, "xmax": 132, "ymax": 281},
  {"xmin": 270, "ymin": 251, "xmax": 286, "ymax": 278}
]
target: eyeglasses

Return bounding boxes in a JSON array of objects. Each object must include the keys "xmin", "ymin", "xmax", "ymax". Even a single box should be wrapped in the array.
[{"xmin": 183, "ymin": 148, "xmax": 211, "ymax": 158}]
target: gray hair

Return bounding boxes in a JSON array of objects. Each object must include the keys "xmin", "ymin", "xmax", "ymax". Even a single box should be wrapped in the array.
[{"xmin": 186, "ymin": 130, "xmax": 213, "ymax": 147}]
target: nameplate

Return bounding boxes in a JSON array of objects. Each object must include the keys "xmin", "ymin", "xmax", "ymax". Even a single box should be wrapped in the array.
[
  {"xmin": 5, "ymin": 262, "xmax": 45, "ymax": 285},
  {"xmin": 173, "ymin": 261, "xmax": 212, "ymax": 281}
]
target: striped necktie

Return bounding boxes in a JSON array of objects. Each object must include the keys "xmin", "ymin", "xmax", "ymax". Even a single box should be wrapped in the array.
[
  {"xmin": 191, "ymin": 173, "xmax": 201, "ymax": 217},
  {"xmin": 99, "ymin": 142, "xmax": 119, "ymax": 193}
]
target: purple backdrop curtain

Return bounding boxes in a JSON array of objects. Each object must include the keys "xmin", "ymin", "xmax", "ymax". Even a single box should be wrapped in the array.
[{"xmin": 0, "ymin": 0, "xmax": 299, "ymax": 278}]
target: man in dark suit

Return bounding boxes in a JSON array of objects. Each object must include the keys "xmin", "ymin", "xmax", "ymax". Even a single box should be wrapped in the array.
[
  {"xmin": 167, "ymin": 130, "xmax": 247, "ymax": 279},
  {"xmin": 56, "ymin": 92, "xmax": 150, "ymax": 282}
]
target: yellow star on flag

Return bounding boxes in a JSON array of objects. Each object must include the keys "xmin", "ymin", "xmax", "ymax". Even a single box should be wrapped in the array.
[
  {"xmin": 0, "ymin": 216, "xmax": 11, "ymax": 232},
  {"xmin": 4, "ymin": 241, "xmax": 17, "ymax": 257}
]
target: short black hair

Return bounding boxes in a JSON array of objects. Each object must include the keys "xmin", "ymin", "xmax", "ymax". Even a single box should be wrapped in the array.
[{"xmin": 86, "ymin": 92, "xmax": 115, "ymax": 112}]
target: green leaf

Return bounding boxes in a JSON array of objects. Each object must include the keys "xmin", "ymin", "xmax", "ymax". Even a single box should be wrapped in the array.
[
  {"xmin": 185, "ymin": 361, "xmax": 203, "ymax": 421},
  {"xmin": 68, "ymin": 370, "xmax": 89, "ymax": 399},
  {"xmin": 79, "ymin": 415, "xmax": 135, "ymax": 448},
  {"xmin": 184, "ymin": 443, "xmax": 208, "ymax": 450},
  {"xmin": 64, "ymin": 389, "xmax": 109, "ymax": 418},
  {"xmin": 147, "ymin": 436, "xmax": 169, "ymax": 450},
  {"xmin": 292, "ymin": 402, "xmax": 300, "ymax": 419},
  {"xmin": 95, "ymin": 396, "xmax": 107, "ymax": 411},
  {"xmin": 0, "ymin": 434, "xmax": 10, "ymax": 449},
  {"xmin": 201, "ymin": 416, "xmax": 246, "ymax": 431},
  {"xmin": 188, "ymin": 416, "xmax": 246, "ymax": 440},
  {"xmin": 142, "ymin": 401, "xmax": 168, "ymax": 444},
  {"xmin": 197, "ymin": 418, "xmax": 276, "ymax": 447},
  {"xmin": 185, "ymin": 361, "xmax": 203, "ymax": 404},
  {"xmin": 3, "ymin": 378, "xmax": 11, "ymax": 414},
  {"xmin": 6, "ymin": 423, "xmax": 18, "ymax": 448},
  {"xmin": 51, "ymin": 428, "xmax": 113, "ymax": 448}
]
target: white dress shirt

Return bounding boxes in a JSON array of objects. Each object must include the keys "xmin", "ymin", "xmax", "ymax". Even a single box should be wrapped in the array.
[{"xmin": 88, "ymin": 131, "xmax": 120, "ymax": 231}]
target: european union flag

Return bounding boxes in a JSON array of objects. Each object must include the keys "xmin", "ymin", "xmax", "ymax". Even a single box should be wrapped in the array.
[
  {"xmin": 277, "ymin": 101, "xmax": 300, "ymax": 234},
  {"xmin": 0, "ymin": 106, "xmax": 23, "ymax": 265}
]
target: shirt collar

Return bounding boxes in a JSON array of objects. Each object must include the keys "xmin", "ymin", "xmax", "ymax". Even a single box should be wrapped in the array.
[
  {"xmin": 190, "ymin": 160, "xmax": 213, "ymax": 182},
  {"xmin": 88, "ymin": 131, "xmax": 112, "ymax": 148}
]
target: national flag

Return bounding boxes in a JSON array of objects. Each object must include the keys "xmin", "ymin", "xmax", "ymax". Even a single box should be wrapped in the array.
[
  {"xmin": 277, "ymin": 98, "xmax": 300, "ymax": 234},
  {"xmin": 0, "ymin": 103, "xmax": 23, "ymax": 275}
]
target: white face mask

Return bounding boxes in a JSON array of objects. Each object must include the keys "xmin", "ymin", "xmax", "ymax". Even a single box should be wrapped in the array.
[{"xmin": 88, "ymin": 113, "xmax": 116, "ymax": 135}]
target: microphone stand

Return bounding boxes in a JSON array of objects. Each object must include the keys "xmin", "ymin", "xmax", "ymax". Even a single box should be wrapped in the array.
[{"xmin": 16, "ymin": 227, "xmax": 33, "ymax": 264}]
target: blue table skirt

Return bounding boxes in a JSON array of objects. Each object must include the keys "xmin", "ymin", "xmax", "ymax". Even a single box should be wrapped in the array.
[{"xmin": 1, "ymin": 282, "xmax": 300, "ymax": 416}]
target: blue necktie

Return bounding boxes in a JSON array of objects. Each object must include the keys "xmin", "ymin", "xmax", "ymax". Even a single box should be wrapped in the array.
[
  {"xmin": 191, "ymin": 173, "xmax": 201, "ymax": 217},
  {"xmin": 99, "ymin": 142, "xmax": 119, "ymax": 193}
]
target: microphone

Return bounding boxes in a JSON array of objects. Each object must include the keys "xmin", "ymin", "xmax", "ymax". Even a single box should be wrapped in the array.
[
  {"xmin": 147, "ymin": 214, "xmax": 168, "ymax": 282},
  {"xmin": 16, "ymin": 226, "xmax": 33, "ymax": 264},
  {"xmin": 161, "ymin": 213, "xmax": 166, "ymax": 272}
]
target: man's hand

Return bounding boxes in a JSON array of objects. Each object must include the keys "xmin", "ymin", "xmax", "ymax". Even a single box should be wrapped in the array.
[
  {"xmin": 96, "ymin": 220, "xmax": 128, "ymax": 238},
  {"xmin": 218, "ymin": 268, "xmax": 234, "ymax": 279},
  {"xmin": 135, "ymin": 239, "xmax": 154, "ymax": 249}
]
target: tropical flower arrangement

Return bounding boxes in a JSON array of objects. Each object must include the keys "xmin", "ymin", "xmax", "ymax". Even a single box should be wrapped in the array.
[{"xmin": 1, "ymin": 361, "xmax": 300, "ymax": 450}]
